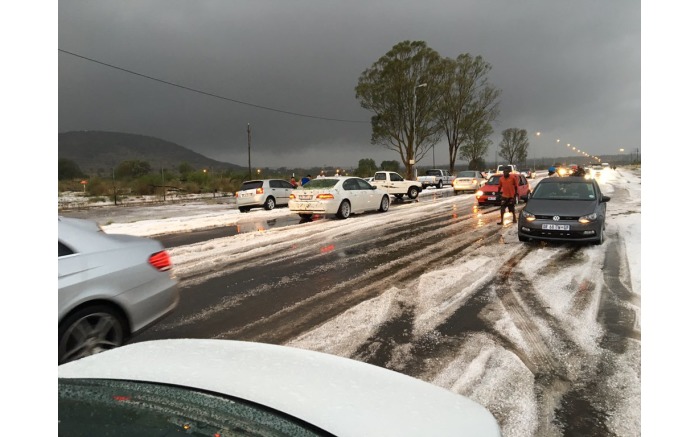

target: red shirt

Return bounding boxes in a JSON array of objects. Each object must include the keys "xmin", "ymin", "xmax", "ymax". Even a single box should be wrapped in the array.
[{"xmin": 498, "ymin": 173, "xmax": 519, "ymax": 198}]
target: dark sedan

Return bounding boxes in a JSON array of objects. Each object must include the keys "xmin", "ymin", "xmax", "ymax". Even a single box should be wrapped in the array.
[{"xmin": 517, "ymin": 177, "xmax": 610, "ymax": 245}]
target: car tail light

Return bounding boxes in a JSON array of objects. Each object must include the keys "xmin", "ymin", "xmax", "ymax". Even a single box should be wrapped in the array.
[
  {"xmin": 234, "ymin": 192, "xmax": 239, "ymax": 198},
  {"xmin": 149, "ymin": 251, "xmax": 172, "ymax": 272},
  {"xmin": 471, "ymin": 179, "xmax": 477, "ymax": 184},
  {"xmin": 289, "ymin": 193, "xmax": 297, "ymax": 199},
  {"xmin": 317, "ymin": 194, "xmax": 334, "ymax": 200},
  {"xmin": 256, "ymin": 188, "xmax": 264, "ymax": 194}
]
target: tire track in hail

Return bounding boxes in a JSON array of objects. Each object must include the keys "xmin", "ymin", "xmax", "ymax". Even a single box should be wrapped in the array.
[{"xmin": 154, "ymin": 199, "xmax": 506, "ymax": 337}]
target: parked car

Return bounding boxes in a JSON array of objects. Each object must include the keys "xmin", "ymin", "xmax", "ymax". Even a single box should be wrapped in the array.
[
  {"xmin": 58, "ymin": 339, "xmax": 502, "ymax": 436},
  {"xmin": 417, "ymin": 169, "xmax": 454, "ymax": 188},
  {"xmin": 453, "ymin": 170, "xmax": 487, "ymax": 193},
  {"xmin": 234, "ymin": 179, "xmax": 297, "ymax": 212},
  {"xmin": 371, "ymin": 171, "xmax": 422, "ymax": 199},
  {"xmin": 58, "ymin": 217, "xmax": 179, "ymax": 365},
  {"xmin": 475, "ymin": 173, "xmax": 532, "ymax": 206},
  {"xmin": 517, "ymin": 176, "xmax": 610, "ymax": 245},
  {"xmin": 289, "ymin": 176, "xmax": 391, "ymax": 219}
]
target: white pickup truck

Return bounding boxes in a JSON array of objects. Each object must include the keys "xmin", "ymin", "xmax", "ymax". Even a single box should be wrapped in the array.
[
  {"xmin": 417, "ymin": 169, "xmax": 454, "ymax": 189},
  {"xmin": 371, "ymin": 171, "xmax": 423, "ymax": 200}
]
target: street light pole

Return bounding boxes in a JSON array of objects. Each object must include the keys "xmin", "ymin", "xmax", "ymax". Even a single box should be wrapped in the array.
[{"xmin": 413, "ymin": 83, "xmax": 428, "ymax": 173}]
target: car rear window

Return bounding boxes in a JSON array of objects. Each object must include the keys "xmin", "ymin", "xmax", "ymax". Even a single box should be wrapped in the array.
[
  {"xmin": 240, "ymin": 181, "xmax": 263, "ymax": 191},
  {"xmin": 300, "ymin": 179, "xmax": 339, "ymax": 189}
]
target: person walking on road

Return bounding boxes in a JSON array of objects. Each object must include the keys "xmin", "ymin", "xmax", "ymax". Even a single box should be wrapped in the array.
[{"xmin": 497, "ymin": 167, "xmax": 520, "ymax": 225}]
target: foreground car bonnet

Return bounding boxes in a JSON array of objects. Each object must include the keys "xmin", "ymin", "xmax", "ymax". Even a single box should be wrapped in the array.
[{"xmin": 58, "ymin": 339, "xmax": 501, "ymax": 437}]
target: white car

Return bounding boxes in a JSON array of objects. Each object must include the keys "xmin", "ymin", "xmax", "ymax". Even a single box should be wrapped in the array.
[
  {"xmin": 58, "ymin": 339, "xmax": 502, "ymax": 436},
  {"xmin": 58, "ymin": 217, "xmax": 179, "ymax": 364},
  {"xmin": 289, "ymin": 176, "xmax": 391, "ymax": 219},
  {"xmin": 453, "ymin": 170, "xmax": 487, "ymax": 193},
  {"xmin": 234, "ymin": 179, "xmax": 297, "ymax": 212}
]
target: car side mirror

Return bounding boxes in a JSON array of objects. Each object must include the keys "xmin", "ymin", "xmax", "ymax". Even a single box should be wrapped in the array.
[
  {"xmin": 371, "ymin": 186, "xmax": 377, "ymax": 190},
  {"xmin": 601, "ymin": 195, "xmax": 611, "ymax": 202}
]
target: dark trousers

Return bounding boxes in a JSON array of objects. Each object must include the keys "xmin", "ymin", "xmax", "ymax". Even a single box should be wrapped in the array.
[{"xmin": 500, "ymin": 197, "xmax": 515, "ymax": 217}]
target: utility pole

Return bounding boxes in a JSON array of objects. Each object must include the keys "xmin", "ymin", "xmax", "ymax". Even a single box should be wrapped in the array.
[{"xmin": 247, "ymin": 123, "xmax": 252, "ymax": 180}]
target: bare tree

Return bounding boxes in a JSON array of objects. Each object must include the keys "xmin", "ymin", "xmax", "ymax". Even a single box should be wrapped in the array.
[
  {"xmin": 499, "ymin": 128, "xmax": 529, "ymax": 165},
  {"xmin": 355, "ymin": 41, "xmax": 443, "ymax": 179},
  {"xmin": 437, "ymin": 54, "xmax": 500, "ymax": 174}
]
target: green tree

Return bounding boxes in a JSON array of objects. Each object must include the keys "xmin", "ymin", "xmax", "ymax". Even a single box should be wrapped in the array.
[
  {"xmin": 58, "ymin": 158, "xmax": 85, "ymax": 180},
  {"xmin": 499, "ymin": 128, "xmax": 529, "ymax": 165},
  {"xmin": 459, "ymin": 118, "xmax": 494, "ymax": 169},
  {"xmin": 178, "ymin": 162, "xmax": 195, "ymax": 180},
  {"xmin": 437, "ymin": 54, "xmax": 500, "ymax": 174},
  {"xmin": 467, "ymin": 157, "xmax": 486, "ymax": 171},
  {"xmin": 115, "ymin": 160, "xmax": 152, "ymax": 179},
  {"xmin": 380, "ymin": 160, "xmax": 401, "ymax": 172},
  {"xmin": 355, "ymin": 40, "xmax": 444, "ymax": 179},
  {"xmin": 356, "ymin": 158, "xmax": 378, "ymax": 177}
]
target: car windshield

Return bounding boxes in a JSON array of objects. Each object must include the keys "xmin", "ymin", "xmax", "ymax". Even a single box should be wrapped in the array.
[
  {"xmin": 299, "ymin": 178, "xmax": 339, "ymax": 190},
  {"xmin": 532, "ymin": 182, "xmax": 596, "ymax": 200},
  {"xmin": 457, "ymin": 171, "xmax": 478, "ymax": 177},
  {"xmin": 59, "ymin": 378, "xmax": 328, "ymax": 437},
  {"xmin": 486, "ymin": 175, "xmax": 501, "ymax": 185}
]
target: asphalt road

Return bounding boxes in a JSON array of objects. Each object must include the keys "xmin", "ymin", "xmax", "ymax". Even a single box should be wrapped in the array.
[{"xmin": 122, "ymin": 181, "xmax": 638, "ymax": 436}]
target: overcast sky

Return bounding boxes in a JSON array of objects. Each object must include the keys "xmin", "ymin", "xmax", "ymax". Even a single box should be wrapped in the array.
[{"xmin": 57, "ymin": 0, "xmax": 640, "ymax": 169}]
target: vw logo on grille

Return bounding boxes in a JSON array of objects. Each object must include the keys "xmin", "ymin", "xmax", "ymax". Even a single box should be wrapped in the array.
[{"xmin": 553, "ymin": 216, "xmax": 560, "ymax": 221}]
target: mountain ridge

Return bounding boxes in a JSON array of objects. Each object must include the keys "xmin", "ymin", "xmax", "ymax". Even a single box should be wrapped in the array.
[{"xmin": 58, "ymin": 131, "xmax": 244, "ymax": 176}]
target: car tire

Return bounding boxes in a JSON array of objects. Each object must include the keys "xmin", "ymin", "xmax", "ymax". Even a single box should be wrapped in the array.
[
  {"xmin": 422, "ymin": 184, "xmax": 427, "ymax": 189},
  {"xmin": 437, "ymin": 180, "xmax": 443, "ymax": 189},
  {"xmin": 595, "ymin": 227, "xmax": 605, "ymax": 245},
  {"xmin": 238, "ymin": 206, "xmax": 250, "ymax": 213},
  {"xmin": 264, "ymin": 197, "xmax": 276, "ymax": 210},
  {"xmin": 408, "ymin": 187, "xmax": 419, "ymax": 199},
  {"xmin": 394, "ymin": 194, "xmax": 404, "ymax": 199},
  {"xmin": 378, "ymin": 195, "xmax": 390, "ymax": 212},
  {"xmin": 58, "ymin": 304, "xmax": 128, "ymax": 365},
  {"xmin": 336, "ymin": 200, "xmax": 351, "ymax": 219}
]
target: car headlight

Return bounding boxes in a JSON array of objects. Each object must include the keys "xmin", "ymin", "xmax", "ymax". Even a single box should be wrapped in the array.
[
  {"xmin": 521, "ymin": 210, "xmax": 536, "ymax": 222},
  {"xmin": 578, "ymin": 212, "xmax": 597, "ymax": 224},
  {"xmin": 476, "ymin": 190, "xmax": 484, "ymax": 197}
]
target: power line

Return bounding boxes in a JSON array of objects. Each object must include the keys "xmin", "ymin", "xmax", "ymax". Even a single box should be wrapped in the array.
[{"xmin": 58, "ymin": 48, "xmax": 369, "ymax": 124}]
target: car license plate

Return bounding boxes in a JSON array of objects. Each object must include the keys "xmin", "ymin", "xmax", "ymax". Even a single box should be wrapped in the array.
[
  {"xmin": 542, "ymin": 224, "xmax": 570, "ymax": 230},
  {"xmin": 487, "ymin": 196, "xmax": 496, "ymax": 201},
  {"xmin": 240, "ymin": 193, "xmax": 252, "ymax": 198},
  {"xmin": 299, "ymin": 195, "xmax": 313, "ymax": 200}
]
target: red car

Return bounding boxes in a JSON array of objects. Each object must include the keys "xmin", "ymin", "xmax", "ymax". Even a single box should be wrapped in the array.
[{"xmin": 475, "ymin": 173, "xmax": 532, "ymax": 206}]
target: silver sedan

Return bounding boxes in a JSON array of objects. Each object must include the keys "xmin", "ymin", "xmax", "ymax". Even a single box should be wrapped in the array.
[
  {"xmin": 453, "ymin": 170, "xmax": 487, "ymax": 193},
  {"xmin": 288, "ymin": 177, "xmax": 390, "ymax": 219},
  {"xmin": 58, "ymin": 216, "xmax": 179, "ymax": 364}
]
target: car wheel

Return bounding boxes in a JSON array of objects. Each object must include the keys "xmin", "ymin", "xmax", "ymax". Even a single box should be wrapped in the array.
[
  {"xmin": 437, "ymin": 180, "xmax": 443, "ymax": 189},
  {"xmin": 394, "ymin": 193, "xmax": 404, "ymax": 199},
  {"xmin": 336, "ymin": 200, "xmax": 351, "ymax": 219},
  {"xmin": 408, "ymin": 187, "xmax": 419, "ymax": 199},
  {"xmin": 264, "ymin": 197, "xmax": 276, "ymax": 210},
  {"xmin": 378, "ymin": 195, "xmax": 390, "ymax": 212},
  {"xmin": 595, "ymin": 227, "xmax": 605, "ymax": 245},
  {"xmin": 422, "ymin": 184, "xmax": 427, "ymax": 189},
  {"xmin": 58, "ymin": 304, "xmax": 128, "ymax": 365}
]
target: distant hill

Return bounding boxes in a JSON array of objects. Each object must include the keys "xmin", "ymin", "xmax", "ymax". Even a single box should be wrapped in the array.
[{"xmin": 58, "ymin": 131, "xmax": 245, "ymax": 176}]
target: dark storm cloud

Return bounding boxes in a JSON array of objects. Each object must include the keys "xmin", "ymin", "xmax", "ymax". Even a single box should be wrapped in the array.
[{"xmin": 58, "ymin": 0, "xmax": 640, "ymax": 168}]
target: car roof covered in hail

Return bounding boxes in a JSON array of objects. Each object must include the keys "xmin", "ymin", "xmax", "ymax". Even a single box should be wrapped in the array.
[{"xmin": 58, "ymin": 339, "xmax": 501, "ymax": 437}]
